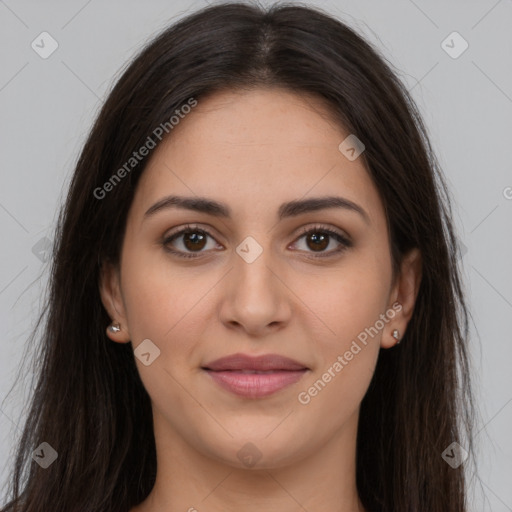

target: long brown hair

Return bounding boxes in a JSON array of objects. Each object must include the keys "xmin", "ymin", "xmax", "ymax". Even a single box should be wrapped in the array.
[{"xmin": 1, "ymin": 2, "xmax": 475, "ymax": 511}]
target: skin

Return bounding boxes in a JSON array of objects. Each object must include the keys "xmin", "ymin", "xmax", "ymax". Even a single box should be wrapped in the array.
[{"xmin": 100, "ymin": 87, "xmax": 422, "ymax": 512}]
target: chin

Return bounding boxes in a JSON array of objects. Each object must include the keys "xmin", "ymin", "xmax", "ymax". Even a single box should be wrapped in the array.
[{"xmin": 202, "ymin": 432, "xmax": 309, "ymax": 470}]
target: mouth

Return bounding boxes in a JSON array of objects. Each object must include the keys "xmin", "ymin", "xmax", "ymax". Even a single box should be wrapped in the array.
[{"xmin": 201, "ymin": 353, "xmax": 309, "ymax": 399}]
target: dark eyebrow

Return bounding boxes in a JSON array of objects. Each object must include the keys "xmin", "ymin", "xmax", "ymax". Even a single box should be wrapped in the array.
[{"xmin": 144, "ymin": 195, "xmax": 370, "ymax": 225}]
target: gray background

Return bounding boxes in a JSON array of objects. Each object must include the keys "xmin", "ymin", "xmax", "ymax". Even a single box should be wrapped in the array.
[{"xmin": 0, "ymin": 0, "xmax": 511, "ymax": 509}]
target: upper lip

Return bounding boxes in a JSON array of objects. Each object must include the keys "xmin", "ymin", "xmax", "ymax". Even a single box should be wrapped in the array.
[{"xmin": 202, "ymin": 353, "xmax": 308, "ymax": 371}]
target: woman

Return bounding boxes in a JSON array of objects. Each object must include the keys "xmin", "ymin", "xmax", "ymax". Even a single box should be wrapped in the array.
[{"xmin": 1, "ymin": 2, "xmax": 475, "ymax": 511}]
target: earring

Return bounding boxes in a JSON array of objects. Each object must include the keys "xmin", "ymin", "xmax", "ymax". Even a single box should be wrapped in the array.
[
  {"xmin": 392, "ymin": 329, "xmax": 400, "ymax": 344},
  {"xmin": 108, "ymin": 322, "xmax": 121, "ymax": 333}
]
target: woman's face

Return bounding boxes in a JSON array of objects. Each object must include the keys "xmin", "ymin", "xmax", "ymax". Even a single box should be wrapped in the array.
[{"xmin": 101, "ymin": 87, "xmax": 420, "ymax": 469}]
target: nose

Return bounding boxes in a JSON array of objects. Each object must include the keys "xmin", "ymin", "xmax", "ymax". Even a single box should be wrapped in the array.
[{"xmin": 218, "ymin": 240, "xmax": 292, "ymax": 337}]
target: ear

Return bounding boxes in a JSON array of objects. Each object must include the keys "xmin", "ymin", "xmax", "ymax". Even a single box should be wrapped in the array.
[
  {"xmin": 99, "ymin": 260, "xmax": 131, "ymax": 343},
  {"xmin": 381, "ymin": 247, "xmax": 422, "ymax": 349}
]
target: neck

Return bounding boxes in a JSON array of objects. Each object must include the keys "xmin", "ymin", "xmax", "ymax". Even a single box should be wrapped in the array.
[{"xmin": 133, "ymin": 408, "xmax": 365, "ymax": 512}]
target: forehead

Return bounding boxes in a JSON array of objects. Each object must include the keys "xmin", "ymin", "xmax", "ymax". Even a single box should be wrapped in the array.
[
  {"xmin": 168, "ymin": 87, "xmax": 346, "ymax": 151},
  {"xmin": 131, "ymin": 87, "xmax": 386, "ymax": 231}
]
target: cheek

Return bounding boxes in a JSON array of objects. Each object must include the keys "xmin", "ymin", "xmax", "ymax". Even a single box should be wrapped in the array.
[
  {"xmin": 294, "ymin": 255, "xmax": 391, "ymax": 343},
  {"xmin": 120, "ymin": 247, "xmax": 219, "ymax": 387},
  {"xmin": 119, "ymin": 250, "xmax": 211, "ymax": 416},
  {"xmin": 295, "ymin": 342, "xmax": 379, "ymax": 444},
  {"xmin": 120, "ymin": 243, "xmax": 207, "ymax": 340},
  {"xmin": 123, "ymin": 280, "xmax": 173, "ymax": 343},
  {"xmin": 292, "ymin": 254, "xmax": 389, "ymax": 415}
]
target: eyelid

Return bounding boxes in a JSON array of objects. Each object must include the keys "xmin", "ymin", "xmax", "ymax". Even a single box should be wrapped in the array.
[
  {"xmin": 162, "ymin": 223, "xmax": 223, "ymax": 245},
  {"xmin": 162, "ymin": 223, "xmax": 352, "ymax": 258},
  {"xmin": 294, "ymin": 224, "xmax": 352, "ymax": 245}
]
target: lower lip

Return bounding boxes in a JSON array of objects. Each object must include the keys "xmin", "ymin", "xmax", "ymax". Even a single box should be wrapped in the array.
[{"xmin": 204, "ymin": 369, "xmax": 307, "ymax": 398}]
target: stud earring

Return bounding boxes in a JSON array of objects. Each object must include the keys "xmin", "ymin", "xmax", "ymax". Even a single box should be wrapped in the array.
[
  {"xmin": 108, "ymin": 322, "xmax": 121, "ymax": 333},
  {"xmin": 392, "ymin": 329, "xmax": 400, "ymax": 344}
]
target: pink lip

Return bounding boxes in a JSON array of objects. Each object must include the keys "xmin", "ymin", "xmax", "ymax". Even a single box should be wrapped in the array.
[
  {"xmin": 202, "ymin": 353, "xmax": 309, "ymax": 398},
  {"xmin": 204, "ymin": 369, "xmax": 308, "ymax": 398}
]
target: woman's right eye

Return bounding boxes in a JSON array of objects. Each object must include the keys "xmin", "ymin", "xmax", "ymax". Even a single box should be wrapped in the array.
[{"xmin": 162, "ymin": 225, "xmax": 219, "ymax": 259}]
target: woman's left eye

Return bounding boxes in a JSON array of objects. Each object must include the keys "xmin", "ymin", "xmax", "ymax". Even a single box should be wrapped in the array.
[
  {"xmin": 292, "ymin": 225, "xmax": 352, "ymax": 257},
  {"xmin": 162, "ymin": 224, "xmax": 352, "ymax": 259}
]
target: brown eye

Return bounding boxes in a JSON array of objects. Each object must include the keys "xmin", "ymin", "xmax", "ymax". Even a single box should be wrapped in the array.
[
  {"xmin": 162, "ymin": 225, "xmax": 219, "ymax": 258},
  {"xmin": 162, "ymin": 224, "xmax": 352, "ymax": 259},
  {"xmin": 305, "ymin": 232, "xmax": 329, "ymax": 252},
  {"xmin": 181, "ymin": 230, "xmax": 207, "ymax": 251},
  {"xmin": 292, "ymin": 225, "xmax": 352, "ymax": 258}
]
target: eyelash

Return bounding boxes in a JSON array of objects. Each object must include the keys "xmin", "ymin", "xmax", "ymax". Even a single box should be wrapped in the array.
[{"xmin": 162, "ymin": 223, "xmax": 352, "ymax": 259}]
